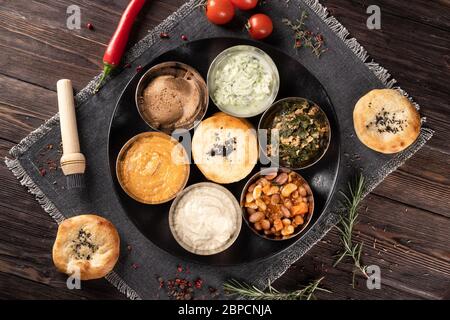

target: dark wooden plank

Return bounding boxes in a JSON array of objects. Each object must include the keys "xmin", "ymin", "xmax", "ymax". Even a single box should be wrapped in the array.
[
  {"xmin": 0, "ymin": 74, "xmax": 57, "ymax": 140},
  {"xmin": 0, "ymin": 1, "xmax": 450, "ymax": 153},
  {"xmin": 337, "ymin": 0, "xmax": 450, "ymax": 31},
  {"xmin": 3, "ymin": 136, "xmax": 446, "ymax": 300},
  {"xmin": 314, "ymin": 2, "xmax": 450, "ymax": 216},
  {"xmin": 275, "ymin": 193, "xmax": 450, "ymax": 300},
  {"xmin": 395, "ymin": 146, "xmax": 450, "ymax": 186},
  {"xmin": 0, "ymin": 0, "xmax": 449, "ymax": 300},
  {"xmin": 0, "ymin": 272, "xmax": 124, "ymax": 300},
  {"xmin": 0, "ymin": 140, "xmax": 53, "ymax": 225},
  {"xmin": 2, "ymin": 0, "xmax": 449, "ymax": 153},
  {"xmin": 0, "ymin": 0, "xmax": 185, "ymax": 300},
  {"xmin": 0, "ymin": 0, "xmax": 184, "ymax": 91},
  {"xmin": 0, "ymin": 184, "xmax": 447, "ymax": 300},
  {"xmin": 0, "ymin": 272, "xmax": 88, "ymax": 300},
  {"xmin": 321, "ymin": 0, "xmax": 450, "ymax": 155},
  {"xmin": 0, "ymin": 195, "xmax": 124, "ymax": 300},
  {"xmin": 371, "ymin": 147, "xmax": 450, "ymax": 218},
  {"xmin": 0, "ymin": 74, "xmax": 56, "ymax": 118},
  {"xmin": 2, "ymin": 74, "xmax": 447, "ymax": 218},
  {"xmin": 0, "ymin": 164, "xmax": 52, "ymax": 220},
  {"xmin": 373, "ymin": 170, "xmax": 450, "ymax": 218}
]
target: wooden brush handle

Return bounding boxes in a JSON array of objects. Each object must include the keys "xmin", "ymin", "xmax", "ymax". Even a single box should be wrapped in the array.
[{"xmin": 57, "ymin": 79, "xmax": 86, "ymax": 175}]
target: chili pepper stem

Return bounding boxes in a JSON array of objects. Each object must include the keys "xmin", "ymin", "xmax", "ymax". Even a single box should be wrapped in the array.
[{"xmin": 94, "ymin": 64, "xmax": 114, "ymax": 93}]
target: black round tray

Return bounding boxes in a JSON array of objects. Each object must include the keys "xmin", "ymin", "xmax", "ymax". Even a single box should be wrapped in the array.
[{"xmin": 108, "ymin": 37, "xmax": 340, "ymax": 266}]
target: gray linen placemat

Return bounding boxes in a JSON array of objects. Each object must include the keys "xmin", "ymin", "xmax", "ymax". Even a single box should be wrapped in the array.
[{"xmin": 5, "ymin": 0, "xmax": 433, "ymax": 300}]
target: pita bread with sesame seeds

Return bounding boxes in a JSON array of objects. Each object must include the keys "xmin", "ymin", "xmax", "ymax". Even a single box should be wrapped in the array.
[
  {"xmin": 192, "ymin": 112, "xmax": 258, "ymax": 184},
  {"xmin": 52, "ymin": 214, "xmax": 120, "ymax": 280},
  {"xmin": 353, "ymin": 89, "xmax": 421, "ymax": 154}
]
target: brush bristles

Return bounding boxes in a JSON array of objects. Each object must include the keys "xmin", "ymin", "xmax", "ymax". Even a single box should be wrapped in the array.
[{"xmin": 66, "ymin": 174, "xmax": 85, "ymax": 189}]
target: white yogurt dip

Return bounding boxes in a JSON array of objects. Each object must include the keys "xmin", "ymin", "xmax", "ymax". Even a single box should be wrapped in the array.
[{"xmin": 170, "ymin": 183, "xmax": 241, "ymax": 255}]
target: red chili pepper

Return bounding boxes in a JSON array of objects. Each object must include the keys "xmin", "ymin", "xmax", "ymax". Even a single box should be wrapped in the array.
[{"xmin": 94, "ymin": 0, "xmax": 146, "ymax": 92}]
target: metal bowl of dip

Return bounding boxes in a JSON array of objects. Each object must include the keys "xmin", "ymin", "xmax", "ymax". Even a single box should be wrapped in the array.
[
  {"xmin": 135, "ymin": 61, "xmax": 209, "ymax": 134},
  {"xmin": 207, "ymin": 45, "xmax": 280, "ymax": 118},
  {"xmin": 258, "ymin": 97, "xmax": 331, "ymax": 170},
  {"xmin": 116, "ymin": 132, "xmax": 190, "ymax": 204},
  {"xmin": 240, "ymin": 167, "xmax": 314, "ymax": 241},
  {"xmin": 169, "ymin": 182, "xmax": 242, "ymax": 256}
]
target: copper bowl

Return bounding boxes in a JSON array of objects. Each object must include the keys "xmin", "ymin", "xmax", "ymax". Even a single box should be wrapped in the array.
[
  {"xmin": 258, "ymin": 97, "xmax": 331, "ymax": 170},
  {"xmin": 116, "ymin": 132, "xmax": 190, "ymax": 205},
  {"xmin": 207, "ymin": 45, "xmax": 280, "ymax": 118},
  {"xmin": 240, "ymin": 167, "xmax": 314, "ymax": 241},
  {"xmin": 168, "ymin": 182, "xmax": 242, "ymax": 256},
  {"xmin": 135, "ymin": 61, "xmax": 209, "ymax": 134}
]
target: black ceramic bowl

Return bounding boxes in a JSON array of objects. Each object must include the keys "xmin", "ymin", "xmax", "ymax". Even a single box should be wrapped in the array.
[{"xmin": 108, "ymin": 37, "xmax": 341, "ymax": 266}]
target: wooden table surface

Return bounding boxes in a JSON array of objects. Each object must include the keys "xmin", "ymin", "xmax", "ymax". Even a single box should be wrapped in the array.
[{"xmin": 0, "ymin": 0, "xmax": 449, "ymax": 300}]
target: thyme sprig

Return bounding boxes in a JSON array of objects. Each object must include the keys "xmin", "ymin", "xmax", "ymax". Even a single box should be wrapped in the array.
[
  {"xmin": 283, "ymin": 11, "xmax": 327, "ymax": 58},
  {"xmin": 334, "ymin": 174, "xmax": 368, "ymax": 287},
  {"xmin": 224, "ymin": 277, "xmax": 330, "ymax": 300}
]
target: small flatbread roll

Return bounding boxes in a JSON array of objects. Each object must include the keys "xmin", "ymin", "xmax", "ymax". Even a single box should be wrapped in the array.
[
  {"xmin": 52, "ymin": 214, "xmax": 120, "ymax": 280},
  {"xmin": 192, "ymin": 112, "xmax": 258, "ymax": 184},
  {"xmin": 353, "ymin": 89, "xmax": 421, "ymax": 154}
]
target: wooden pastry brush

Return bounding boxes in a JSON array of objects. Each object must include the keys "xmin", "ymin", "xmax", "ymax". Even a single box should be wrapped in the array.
[{"xmin": 57, "ymin": 79, "xmax": 86, "ymax": 189}]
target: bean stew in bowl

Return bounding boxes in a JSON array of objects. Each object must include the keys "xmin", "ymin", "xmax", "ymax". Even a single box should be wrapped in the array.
[{"xmin": 240, "ymin": 168, "xmax": 314, "ymax": 241}]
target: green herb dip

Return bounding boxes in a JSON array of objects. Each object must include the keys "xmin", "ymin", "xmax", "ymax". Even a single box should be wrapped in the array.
[{"xmin": 211, "ymin": 51, "xmax": 276, "ymax": 116}]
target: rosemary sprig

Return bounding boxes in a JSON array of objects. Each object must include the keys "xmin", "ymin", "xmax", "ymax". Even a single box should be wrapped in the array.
[
  {"xmin": 283, "ymin": 11, "xmax": 327, "ymax": 58},
  {"xmin": 224, "ymin": 277, "xmax": 330, "ymax": 300},
  {"xmin": 333, "ymin": 174, "xmax": 368, "ymax": 287}
]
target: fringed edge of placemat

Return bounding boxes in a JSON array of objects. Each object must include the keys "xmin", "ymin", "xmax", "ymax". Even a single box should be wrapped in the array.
[
  {"xmin": 3, "ymin": 0, "xmax": 201, "ymax": 301},
  {"xmin": 254, "ymin": 126, "xmax": 434, "ymax": 289},
  {"xmin": 4, "ymin": 0, "xmax": 435, "ymax": 299},
  {"xmin": 302, "ymin": 0, "xmax": 425, "ymax": 112},
  {"xmin": 4, "ymin": 156, "xmax": 143, "ymax": 300},
  {"xmin": 251, "ymin": 0, "xmax": 435, "ymax": 289},
  {"xmin": 6, "ymin": 0, "xmax": 199, "ymax": 160}
]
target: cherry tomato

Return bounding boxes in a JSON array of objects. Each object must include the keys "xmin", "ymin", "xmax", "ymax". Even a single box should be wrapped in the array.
[
  {"xmin": 247, "ymin": 13, "xmax": 273, "ymax": 40},
  {"xmin": 231, "ymin": 0, "xmax": 258, "ymax": 10},
  {"xmin": 206, "ymin": 0, "xmax": 235, "ymax": 25}
]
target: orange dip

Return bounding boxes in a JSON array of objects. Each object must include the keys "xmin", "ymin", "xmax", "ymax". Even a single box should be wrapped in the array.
[{"xmin": 117, "ymin": 132, "xmax": 189, "ymax": 204}]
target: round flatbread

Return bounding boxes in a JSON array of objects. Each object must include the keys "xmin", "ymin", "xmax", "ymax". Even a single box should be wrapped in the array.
[
  {"xmin": 353, "ymin": 89, "xmax": 421, "ymax": 154},
  {"xmin": 52, "ymin": 214, "xmax": 120, "ymax": 280},
  {"xmin": 192, "ymin": 112, "xmax": 258, "ymax": 184}
]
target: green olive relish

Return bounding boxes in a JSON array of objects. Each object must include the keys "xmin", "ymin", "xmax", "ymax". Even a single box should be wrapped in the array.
[{"xmin": 267, "ymin": 99, "xmax": 330, "ymax": 168}]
